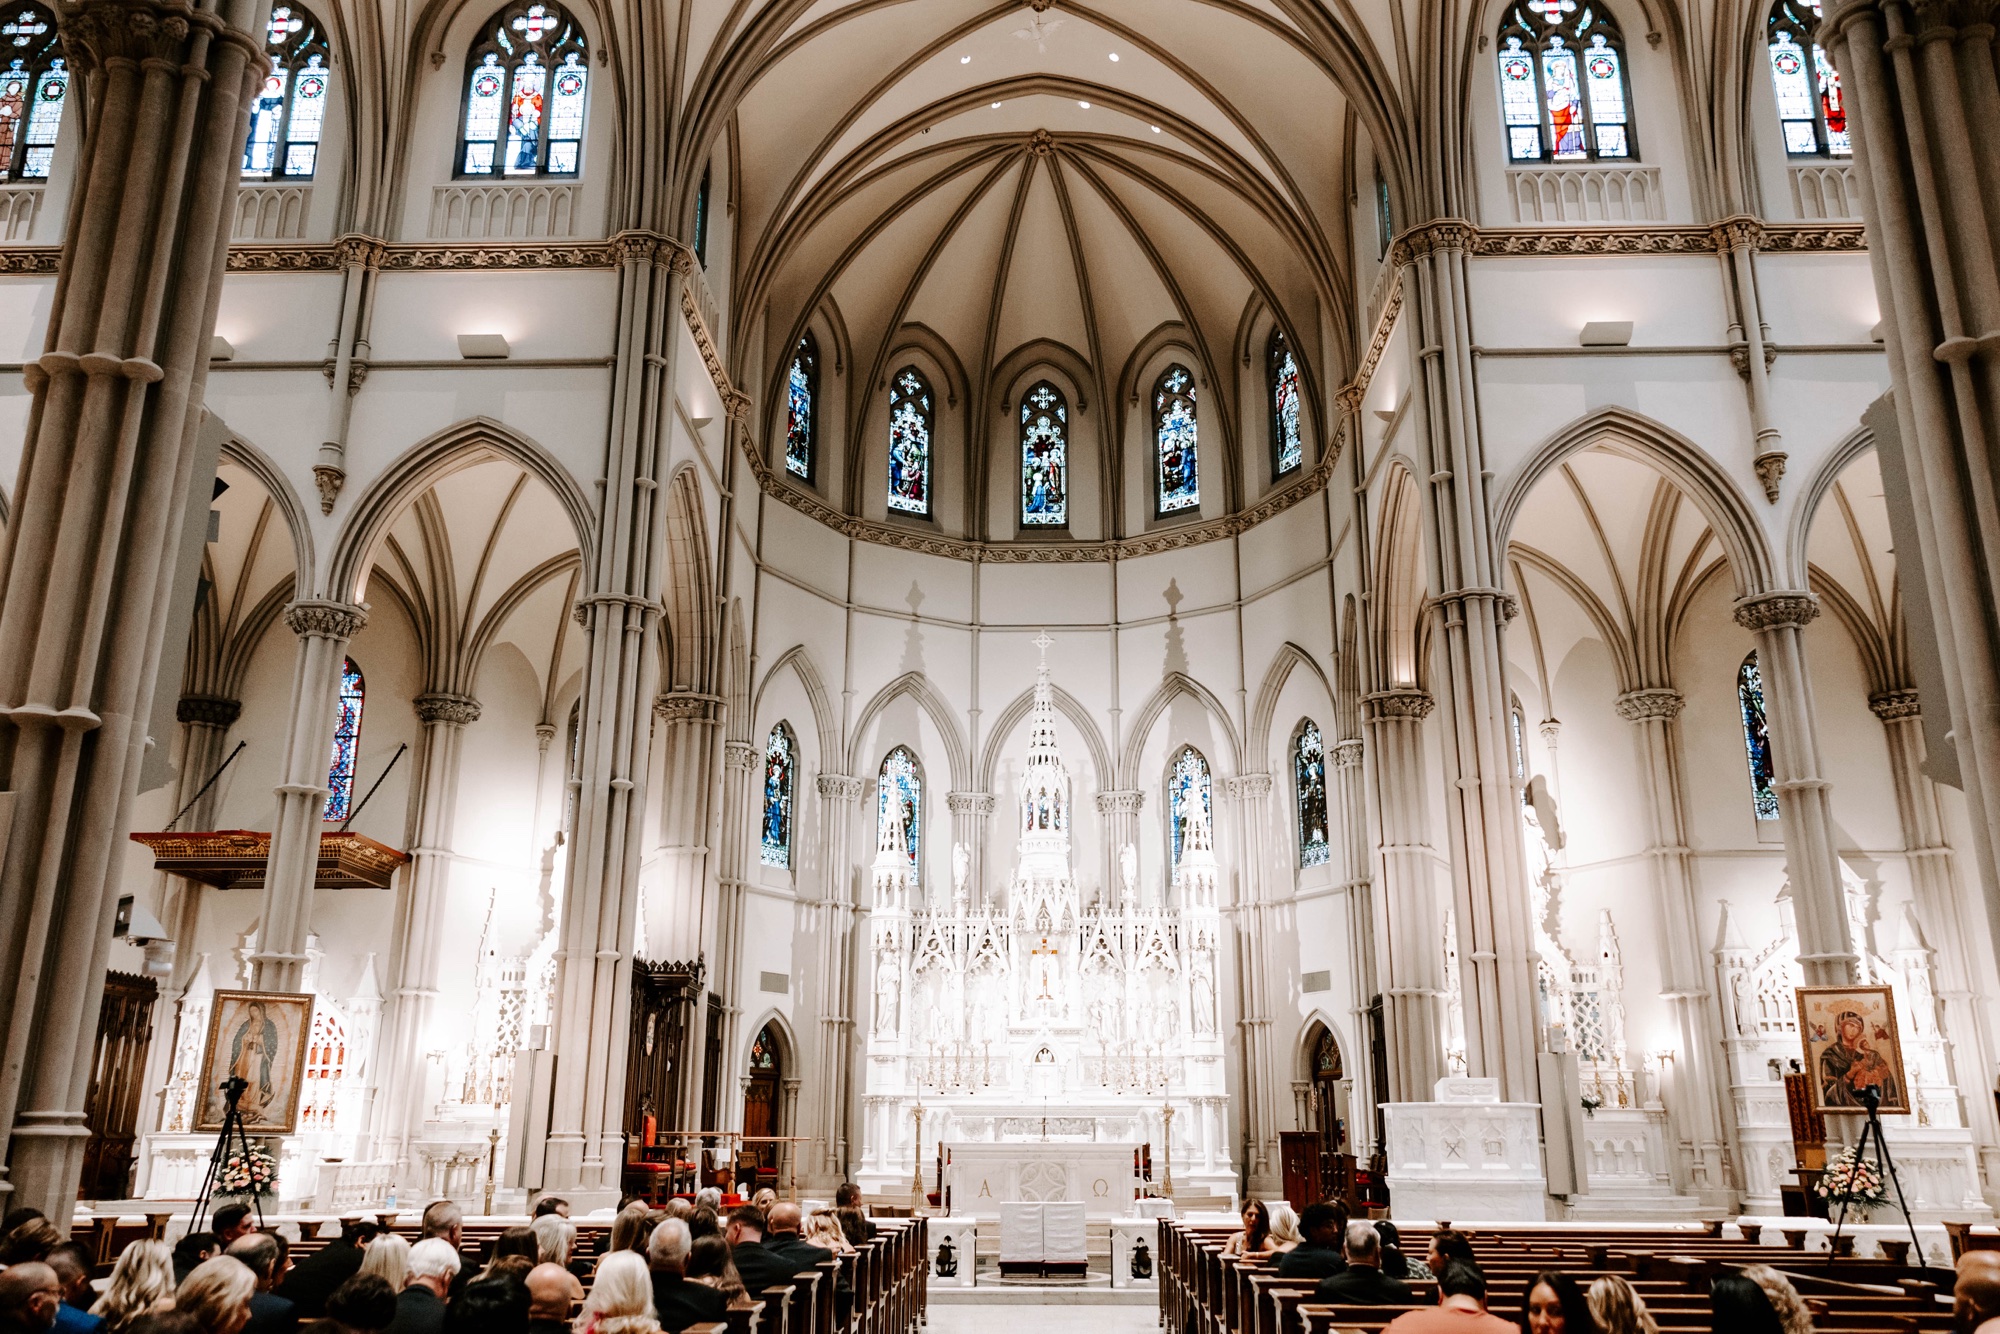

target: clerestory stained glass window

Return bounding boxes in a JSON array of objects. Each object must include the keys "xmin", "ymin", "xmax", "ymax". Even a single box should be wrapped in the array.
[
  {"xmin": 887, "ymin": 366, "xmax": 933, "ymax": 516},
  {"xmin": 1496, "ymin": 0, "xmax": 1634, "ymax": 163},
  {"xmin": 694, "ymin": 164, "xmax": 711, "ymax": 267},
  {"xmin": 1020, "ymin": 381, "xmax": 1068, "ymax": 527},
  {"xmin": 760, "ymin": 722, "xmax": 797, "ymax": 868},
  {"xmin": 322, "ymin": 657, "xmax": 365, "ymax": 821},
  {"xmin": 458, "ymin": 0, "xmax": 588, "ymax": 178},
  {"xmin": 1168, "ymin": 745, "xmax": 1212, "ymax": 874},
  {"xmin": 1155, "ymin": 364, "xmax": 1200, "ymax": 516},
  {"xmin": 1738, "ymin": 652, "xmax": 1781, "ymax": 821},
  {"xmin": 0, "ymin": 2, "xmax": 68, "ymax": 182},
  {"xmin": 786, "ymin": 334, "xmax": 817, "ymax": 481},
  {"xmin": 879, "ymin": 746, "xmax": 923, "ymax": 880},
  {"xmin": 1269, "ymin": 330, "xmax": 1303, "ymax": 476},
  {"xmin": 1768, "ymin": 0, "xmax": 1848, "ymax": 157},
  {"xmin": 244, "ymin": 5, "xmax": 332, "ymax": 179},
  {"xmin": 1295, "ymin": 720, "xmax": 1330, "ymax": 868}
]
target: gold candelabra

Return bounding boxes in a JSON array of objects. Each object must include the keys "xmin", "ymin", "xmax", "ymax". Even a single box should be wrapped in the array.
[
  {"xmin": 1161, "ymin": 1102, "xmax": 1175, "ymax": 1198},
  {"xmin": 911, "ymin": 1101, "xmax": 926, "ymax": 1202}
]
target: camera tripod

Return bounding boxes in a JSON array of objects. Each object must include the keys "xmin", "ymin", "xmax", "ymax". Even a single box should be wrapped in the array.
[
  {"xmin": 190, "ymin": 1076, "xmax": 265, "ymax": 1234},
  {"xmin": 1824, "ymin": 1084, "xmax": 1922, "ymax": 1269}
]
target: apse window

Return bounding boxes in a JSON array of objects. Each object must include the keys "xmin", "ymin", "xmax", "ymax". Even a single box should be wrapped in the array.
[
  {"xmin": 1495, "ymin": 0, "xmax": 1635, "ymax": 162},
  {"xmin": 243, "ymin": 5, "xmax": 333, "ymax": 179},
  {"xmin": 1737, "ymin": 652, "xmax": 1781, "ymax": 821},
  {"xmin": 1294, "ymin": 720, "xmax": 1330, "ymax": 868},
  {"xmin": 879, "ymin": 746, "xmax": 923, "ymax": 880},
  {"xmin": 786, "ymin": 334, "xmax": 817, "ymax": 482},
  {"xmin": 1168, "ymin": 745, "xmax": 1212, "ymax": 875},
  {"xmin": 1020, "ymin": 381, "xmax": 1069, "ymax": 527},
  {"xmin": 0, "ymin": 2, "xmax": 69, "ymax": 182},
  {"xmin": 887, "ymin": 366, "xmax": 934, "ymax": 517},
  {"xmin": 1269, "ymin": 329, "xmax": 1304, "ymax": 477},
  {"xmin": 1767, "ymin": 0, "xmax": 1848, "ymax": 157},
  {"xmin": 457, "ymin": 0, "xmax": 589, "ymax": 177},
  {"xmin": 760, "ymin": 722, "xmax": 797, "ymax": 868},
  {"xmin": 1154, "ymin": 364, "xmax": 1200, "ymax": 516},
  {"xmin": 322, "ymin": 657, "xmax": 365, "ymax": 822}
]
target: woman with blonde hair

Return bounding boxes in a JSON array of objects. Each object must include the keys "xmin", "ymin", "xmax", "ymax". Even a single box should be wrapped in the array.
[
  {"xmin": 804, "ymin": 1209, "xmax": 854, "ymax": 1256},
  {"xmin": 750, "ymin": 1188, "xmax": 778, "ymax": 1214},
  {"xmin": 91, "ymin": 1239, "xmax": 177, "ymax": 1329},
  {"xmin": 1586, "ymin": 1275, "xmax": 1659, "ymax": 1334},
  {"xmin": 1742, "ymin": 1264, "xmax": 1815, "ymax": 1334},
  {"xmin": 575, "ymin": 1250, "xmax": 660, "ymax": 1334},
  {"xmin": 1266, "ymin": 1203, "xmax": 1303, "ymax": 1253},
  {"xmin": 175, "ymin": 1255, "xmax": 257, "ymax": 1334},
  {"xmin": 355, "ymin": 1232, "xmax": 409, "ymax": 1292}
]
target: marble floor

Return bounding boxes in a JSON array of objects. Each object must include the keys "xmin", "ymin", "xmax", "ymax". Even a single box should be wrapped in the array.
[{"xmin": 924, "ymin": 1305, "xmax": 1160, "ymax": 1334}]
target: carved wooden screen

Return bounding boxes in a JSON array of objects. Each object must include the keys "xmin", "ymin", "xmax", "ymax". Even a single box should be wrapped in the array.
[
  {"xmin": 81, "ymin": 971, "xmax": 158, "ymax": 1200},
  {"xmin": 622, "ymin": 958, "xmax": 702, "ymax": 1147}
]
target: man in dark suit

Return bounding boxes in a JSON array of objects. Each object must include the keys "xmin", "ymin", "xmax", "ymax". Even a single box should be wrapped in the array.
[
  {"xmin": 762, "ymin": 1203, "xmax": 833, "ymax": 1275},
  {"xmin": 647, "ymin": 1219, "xmax": 727, "ymax": 1334},
  {"xmin": 1276, "ymin": 1204, "xmax": 1347, "ymax": 1281},
  {"xmin": 226, "ymin": 1233, "xmax": 299, "ymax": 1334},
  {"xmin": 384, "ymin": 1238, "xmax": 459, "ymax": 1334},
  {"xmin": 1312, "ymin": 1223, "xmax": 1413, "ymax": 1307},
  {"xmin": 724, "ymin": 1205, "xmax": 795, "ymax": 1301},
  {"xmin": 279, "ymin": 1220, "xmax": 378, "ymax": 1319}
]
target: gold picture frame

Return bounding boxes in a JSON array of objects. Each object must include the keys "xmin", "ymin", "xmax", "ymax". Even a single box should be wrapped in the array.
[
  {"xmin": 1796, "ymin": 984, "xmax": 1910, "ymax": 1116},
  {"xmin": 194, "ymin": 990, "xmax": 316, "ymax": 1134}
]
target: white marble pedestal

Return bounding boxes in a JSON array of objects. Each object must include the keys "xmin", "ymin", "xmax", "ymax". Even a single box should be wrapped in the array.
[
  {"xmin": 1110, "ymin": 1217, "xmax": 1160, "ymax": 1289},
  {"xmin": 928, "ymin": 1218, "xmax": 977, "ymax": 1287},
  {"xmin": 1383, "ymin": 1083, "xmax": 1550, "ymax": 1221},
  {"xmin": 943, "ymin": 1142, "xmax": 1139, "ymax": 1219}
]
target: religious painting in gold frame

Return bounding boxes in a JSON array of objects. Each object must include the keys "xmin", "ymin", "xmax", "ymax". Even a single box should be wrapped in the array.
[
  {"xmin": 194, "ymin": 990, "xmax": 316, "ymax": 1134},
  {"xmin": 1796, "ymin": 984, "xmax": 1909, "ymax": 1115}
]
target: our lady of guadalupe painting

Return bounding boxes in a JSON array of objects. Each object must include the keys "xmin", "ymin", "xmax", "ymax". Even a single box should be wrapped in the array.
[
  {"xmin": 1797, "ymin": 984, "xmax": 1909, "ymax": 1115},
  {"xmin": 195, "ymin": 990, "xmax": 316, "ymax": 1134}
]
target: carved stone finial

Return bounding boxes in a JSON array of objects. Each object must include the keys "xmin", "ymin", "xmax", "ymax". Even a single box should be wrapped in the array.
[
  {"xmin": 1614, "ymin": 687, "xmax": 1685, "ymax": 722},
  {"xmin": 177, "ymin": 695, "xmax": 242, "ymax": 728},
  {"xmin": 1732, "ymin": 591, "xmax": 1820, "ymax": 632},
  {"xmin": 1868, "ymin": 688, "xmax": 1921, "ymax": 721},
  {"xmin": 414, "ymin": 692, "xmax": 482, "ymax": 726},
  {"xmin": 1753, "ymin": 451, "xmax": 1787, "ymax": 503},
  {"xmin": 284, "ymin": 599, "xmax": 368, "ymax": 640}
]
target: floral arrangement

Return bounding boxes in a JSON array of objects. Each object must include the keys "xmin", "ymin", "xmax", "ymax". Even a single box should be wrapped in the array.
[
  {"xmin": 218, "ymin": 1145, "xmax": 278, "ymax": 1197},
  {"xmin": 1580, "ymin": 1093, "xmax": 1603, "ymax": 1118},
  {"xmin": 1815, "ymin": 1146, "xmax": 1886, "ymax": 1211}
]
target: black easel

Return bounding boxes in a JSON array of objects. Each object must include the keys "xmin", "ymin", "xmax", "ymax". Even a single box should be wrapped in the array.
[
  {"xmin": 1824, "ymin": 1084, "xmax": 1923, "ymax": 1268},
  {"xmin": 189, "ymin": 1076, "xmax": 266, "ymax": 1234}
]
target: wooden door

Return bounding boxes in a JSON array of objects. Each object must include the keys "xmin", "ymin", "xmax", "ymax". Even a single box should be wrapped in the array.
[
  {"xmin": 81, "ymin": 972, "xmax": 157, "ymax": 1201},
  {"xmin": 740, "ymin": 1025, "xmax": 782, "ymax": 1183}
]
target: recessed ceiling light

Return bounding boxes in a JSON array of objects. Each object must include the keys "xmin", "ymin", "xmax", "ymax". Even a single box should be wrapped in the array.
[
  {"xmin": 960, "ymin": 54, "xmax": 971, "ymax": 63},
  {"xmin": 992, "ymin": 102, "xmax": 1003, "ymax": 109},
  {"xmin": 1078, "ymin": 100, "xmax": 1090, "ymax": 108},
  {"xmin": 1150, "ymin": 125, "xmax": 1161, "ymax": 133},
  {"xmin": 1108, "ymin": 52, "xmax": 1120, "ymax": 61}
]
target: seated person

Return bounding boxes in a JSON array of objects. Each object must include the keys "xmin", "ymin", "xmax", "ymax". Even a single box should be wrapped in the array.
[
  {"xmin": 1312, "ymin": 1223, "xmax": 1413, "ymax": 1307},
  {"xmin": 762, "ymin": 1204, "xmax": 832, "ymax": 1275},
  {"xmin": 647, "ymin": 1219, "xmax": 729, "ymax": 1333},
  {"xmin": 1220, "ymin": 1201, "xmax": 1279, "ymax": 1259},
  {"xmin": 1276, "ymin": 1204, "xmax": 1347, "ymax": 1281}
]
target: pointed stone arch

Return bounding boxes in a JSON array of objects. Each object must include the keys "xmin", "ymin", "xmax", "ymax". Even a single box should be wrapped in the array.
[
  {"xmin": 977, "ymin": 681, "xmax": 1112, "ymax": 795},
  {"xmin": 754, "ymin": 644, "xmax": 839, "ymax": 772},
  {"xmin": 847, "ymin": 671, "xmax": 970, "ymax": 790},
  {"xmin": 1251, "ymin": 642, "xmax": 1335, "ymax": 764},
  {"xmin": 1119, "ymin": 671, "xmax": 1242, "ymax": 786}
]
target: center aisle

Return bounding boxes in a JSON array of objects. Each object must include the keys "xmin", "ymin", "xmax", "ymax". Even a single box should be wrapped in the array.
[{"xmin": 924, "ymin": 1304, "xmax": 1163, "ymax": 1334}]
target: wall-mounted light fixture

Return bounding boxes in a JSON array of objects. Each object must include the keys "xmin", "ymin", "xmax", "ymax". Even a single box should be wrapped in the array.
[
  {"xmin": 457, "ymin": 332, "xmax": 511, "ymax": 360},
  {"xmin": 1579, "ymin": 320, "xmax": 1633, "ymax": 347},
  {"xmin": 209, "ymin": 335, "xmax": 236, "ymax": 361}
]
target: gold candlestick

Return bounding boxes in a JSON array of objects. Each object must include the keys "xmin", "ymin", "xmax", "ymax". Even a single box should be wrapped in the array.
[
  {"xmin": 911, "ymin": 1100, "xmax": 926, "ymax": 1202},
  {"xmin": 483, "ymin": 1127, "xmax": 500, "ymax": 1217},
  {"xmin": 1161, "ymin": 1102, "xmax": 1175, "ymax": 1198}
]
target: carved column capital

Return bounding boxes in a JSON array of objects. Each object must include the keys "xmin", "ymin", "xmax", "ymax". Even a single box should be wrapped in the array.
[
  {"xmin": 1362, "ymin": 688, "xmax": 1435, "ymax": 722},
  {"xmin": 1869, "ymin": 688, "xmax": 1922, "ymax": 721},
  {"xmin": 176, "ymin": 694, "xmax": 241, "ymax": 728},
  {"xmin": 946, "ymin": 791, "xmax": 995, "ymax": 816},
  {"xmin": 817, "ymin": 773, "xmax": 863, "ymax": 801},
  {"xmin": 1732, "ymin": 591, "xmax": 1820, "ymax": 632},
  {"xmin": 283, "ymin": 599, "xmax": 368, "ymax": 640},
  {"xmin": 1333, "ymin": 738, "xmax": 1364, "ymax": 769},
  {"xmin": 725, "ymin": 740, "xmax": 757, "ymax": 770},
  {"xmin": 1614, "ymin": 688, "xmax": 1685, "ymax": 722},
  {"xmin": 653, "ymin": 692, "xmax": 721, "ymax": 724},
  {"xmin": 1095, "ymin": 789, "xmax": 1145, "ymax": 815},
  {"xmin": 1226, "ymin": 772, "xmax": 1274, "ymax": 800},
  {"xmin": 414, "ymin": 692, "xmax": 482, "ymax": 726}
]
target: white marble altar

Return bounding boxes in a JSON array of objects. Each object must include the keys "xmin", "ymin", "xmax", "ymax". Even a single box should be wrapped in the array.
[
  {"xmin": 1382, "ymin": 1078, "xmax": 1550, "ymax": 1221},
  {"xmin": 944, "ymin": 1142, "xmax": 1139, "ymax": 1219},
  {"xmin": 856, "ymin": 640, "xmax": 1234, "ymax": 1198}
]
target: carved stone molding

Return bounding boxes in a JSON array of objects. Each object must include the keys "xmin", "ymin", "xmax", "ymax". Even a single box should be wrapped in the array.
[
  {"xmin": 1754, "ymin": 451, "xmax": 1787, "ymax": 503},
  {"xmin": 1226, "ymin": 772, "xmax": 1274, "ymax": 800},
  {"xmin": 1389, "ymin": 219, "xmax": 1478, "ymax": 266},
  {"xmin": 1095, "ymin": 789, "xmax": 1145, "ymax": 815},
  {"xmin": 60, "ymin": 0, "xmax": 260, "ymax": 70},
  {"xmin": 725, "ymin": 740, "xmax": 757, "ymax": 770},
  {"xmin": 817, "ymin": 773, "xmax": 863, "ymax": 801},
  {"xmin": 1614, "ymin": 687, "xmax": 1685, "ymax": 722},
  {"xmin": 1363, "ymin": 688, "xmax": 1435, "ymax": 722},
  {"xmin": 413, "ymin": 692, "xmax": 482, "ymax": 726},
  {"xmin": 1333, "ymin": 738, "xmax": 1364, "ymax": 768},
  {"xmin": 176, "ymin": 695, "xmax": 242, "ymax": 728},
  {"xmin": 946, "ymin": 791, "xmax": 996, "ymax": 817},
  {"xmin": 1732, "ymin": 591, "xmax": 1821, "ymax": 632},
  {"xmin": 312, "ymin": 464, "xmax": 344, "ymax": 514},
  {"xmin": 283, "ymin": 599, "xmax": 368, "ymax": 640},
  {"xmin": 535, "ymin": 722, "xmax": 557, "ymax": 751},
  {"xmin": 1868, "ymin": 688, "xmax": 1922, "ymax": 721},
  {"xmin": 654, "ymin": 692, "xmax": 722, "ymax": 724}
]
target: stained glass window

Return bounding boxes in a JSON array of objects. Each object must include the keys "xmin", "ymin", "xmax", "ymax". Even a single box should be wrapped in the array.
[
  {"xmin": 1511, "ymin": 706, "xmax": 1527, "ymax": 779},
  {"xmin": 1295, "ymin": 721, "xmax": 1330, "ymax": 868},
  {"xmin": 1020, "ymin": 381, "xmax": 1068, "ymax": 527},
  {"xmin": 0, "ymin": 3, "xmax": 67, "ymax": 182},
  {"xmin": 1497, "ymin": 0, "xmax": 1634, "ymax": 162},
  {"xmin": 322, "ymin": 657, "xmax": 365, "ymax": 821},
  {"xmin": 1768, "ymin": 0, "xmax": 1848, "ymax": 157},
  {"xmin": 887, "ymin": 366, "xmax": 933, "ymax": 516},
  {"xmin": 1168, "ymin": 745, "xmax": 1212, "ymax": 873},
  {"xmin": 694, "ymin": 165, "xmax": 711, "ymax": 267},
  {"xmin": 1738, "ymin": 652, "xmax": 1781, "ymax": 822},
  {"xmin": 1269, "ymin": 330, "xmax": 1303, "ymax": 476},
  {"xmin": 458, "ymin": 0, "xmax": 587, "ymax": 177},
  {"xmin": 786, "ymin": 334, "xmax": 816, "ymax": 481},
  {"xmin": 243, "ymin": 5, "xmax": 332, "ymax": 179},
  {"xmin": 879, "ymin": 746, "xmax": 922, "ymax": 879},
  {"xmin": 1154, "ymin": 364, "xmax": 1200, "ymax": 516},
  {"xmin": 760, "ymin": 722, "xmax": 796, "ymax": 868}
]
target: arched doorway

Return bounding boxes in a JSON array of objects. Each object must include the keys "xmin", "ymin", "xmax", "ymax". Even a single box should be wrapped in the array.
[
  {"xmin": 1310, "ymin": 1026, "xmax": 1348, "ymax": 1154},
  {"xmin": 740, "ymin": 1023, "xmax": 783, "ymax": 1194},
  {"xmin": 1281, "ymin": 1023, "xmax": 1353, "ymax": 1209}
]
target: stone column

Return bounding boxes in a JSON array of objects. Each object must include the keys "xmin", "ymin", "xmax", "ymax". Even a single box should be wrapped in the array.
[
  {"xmin": 1225, "ymin": 772, "xmax": 1277, "ymax": 1180},
  {"xmin": 1824, "ymin": 0, "xmax": 2000, "ymax": 962},
  {"xmin": 251, "ymin": 600, "xmax": 368, "ymax": 993},
  {"xmin": 0, "ymin": 0, "xmax": 265, "ymax": 1217},
  {"xmin": 1873, "ymin": 688, "xmax": 2000, "ymax": 1182},
  {"xmin": 1614, "ymin": 687, "xmax": 1731, "ymax": 1202},
  {"xmin": 648, "ymin": 692, "xmax": 722, "ymax": 965},
  {"xmin": 1732, "ymin": 593, "xmax": 1856, "ymax": 985},
  {"xmin": 372, "ymin": 691, "xmax": 479, "ymax": 1180},
  {"xmin": 812, "ymin": 773, "xmax": 862, "ymax": 1177},
  {"xmin": 944, "ymin": 790, "xmax": 995, "ymax": 903},
  {"xmin": 1363, "ymin": 689, "xmax": 1446, "ymax": 1101},
  {"xmin": 1332, "ymin": 736, "xmax": 1379, "ymax": 1155},
  {"xmin": 543, "ymin": 238, "xmax": 687, "ymax": 1206},
  {"xmin": 1399, "ymin": 224, "xmax": 1540, "ymax": 1101},
  {"xmin": 1095, "ymin": 789, "xmax": 1143, "ymax": 902},
  {"xmin": 709, "ymin": 738, "xmax": 756, "ymax": 1131}
]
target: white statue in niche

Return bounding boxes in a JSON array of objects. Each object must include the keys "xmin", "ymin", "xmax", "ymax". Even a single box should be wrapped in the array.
[
  {"xmin": 952, "ymin": 841, "xmax": 970, "ymax": 899},
  {"xmin": 1119, "ymin": 843, "xmax": 1138, "ymax": 901},
  {"xmin": 1192, "ymin": 964, "xmax": 1216, "ymax": 1035},
  {"xmin": 874, "ymin": 949, "xmax": 900, "ymax": 1036}
]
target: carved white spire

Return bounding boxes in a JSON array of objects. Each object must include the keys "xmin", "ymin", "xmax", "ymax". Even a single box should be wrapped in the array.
[
  {"xmin": 1172, "ymin": 784, "xmax": 1218, "ymax": 909},
  {"xmin": 1016, "ymin": 630, "xmax": 1074, "ymax": 883},
  {"xmin": 874, "ymin": 790, "xmax": 912, "ymax": 911}
]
